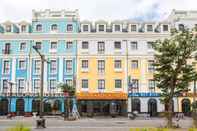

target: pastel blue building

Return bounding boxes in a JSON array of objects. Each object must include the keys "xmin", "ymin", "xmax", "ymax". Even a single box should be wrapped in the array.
[{"xmin": 0, "ymin": 9, "xmax": 79, "ymax": 116}]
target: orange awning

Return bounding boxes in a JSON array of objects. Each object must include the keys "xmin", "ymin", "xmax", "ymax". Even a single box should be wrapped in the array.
[{"xmin": 76, "ymin": 92, "xmax": 127, "ymax": 100}]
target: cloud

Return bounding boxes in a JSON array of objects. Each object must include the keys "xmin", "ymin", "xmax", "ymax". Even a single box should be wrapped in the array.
[{"xmin": 0, "ymin": 0, "xmax": 197, "ymax": 22}]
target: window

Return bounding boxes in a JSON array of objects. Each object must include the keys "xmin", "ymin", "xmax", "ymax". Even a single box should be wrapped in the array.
[
  {"xmin": 20, "ymin": 42, "xmax": 26, "ymax": 51},
  {"xmin": 114, "ymin": 25, "xmax": 120, "ymax": 31},
  {"xmin": 67, "ymin": 24, "xmax": 73, "ymax": 31},
  {"xmin": 18, "ymin": 79, "xmax": 25, "ymax": 89},
  {"xmin": 51, "ymin": 24, "xmax": 57, "ymax": 31},
  {"xmin": 83, "ymin": 25, "xmax": 89, "ymax": 32},
  {"xmin": 115, "ymin": 79, "xmax": 122, "ymax": 88},
  {"xmin": 49, "ymin": 79, "xmax": 56, "ymax": 89},
  {"xmin": 18, "ymin": 60, "xmax": 26, "ymax": 70},
  {"xmin": 3, "ymin": 80, "xmax": 8, "ymax": 90},
  {"xmin": 34, "ymin": 60, "xmax": 41, "ymax": 74},
  {"xmin": 147, "ymin": 25, "xmax": 153, "ymax": 32},
  {"xmin": 98, "ymin": 79, "xmax": 105, "ymax": 89},
  {"xmin": 35, "ymin": 42, "xmax": 42, "ymax": 50},
  {"xmin": 6, "ymin": 25, "xmax": 11, "ymax": 32},
  {"xmin": 131, "ymin": 60, "xmax": 138, "ymax": 69},
  {"xmin": 21, "ymin": 25, "xmax": 26, "ymax": 32},
  {"xmin": 114, "ymin": 60, "xmax": 121, "ymax": 69},
  {"xmin": 163, "ymin": 25, "xmax": 169, "ymax": 32},
  {"xmin": 149, "ymin": 80, "xmax": 156, "ymax": 92},
  {"xmin": 3, "ymin": 60, "xmax": 10, "ymax": 74},
  {"xmin": 195, "ymin": 24, "xmax": 197, "ymax": 28},
  {"xmin": 50, "ymin": 60, "xmax": 57, "ymax": 74},
  {"xmin": 82, "ymin": 79, "xmax": 88, "ymax": 88},
  {"xmin": 82, "ymin": 60, "xmax": 88, "ymax": 69},
  {"xmin": 51, "ymin": 42, "xmax": 57, "ymax": 49},
  {"xmin": 82, "ymin": 41, "xmax": 89, "ymax": 49},
  {"xmin": 178, "ymin": 24, "xmax": 184, "ymax": 31},
  {"xmin": 131, "ymin": 24, "xmax": 137, "ymax": 32},
  {"xmin": 34, "ymin": 79, "xmax": 40, "ymax": 89},
  {"xmin": 114, "ymin": 41, "xmax": 121, "ymax": 49},
  {"xmin": 98, "ymin": 25, "xmax": 104, "ymax": 31},
  {"xmin": 66, "ymin": 60, "xmax": 72, "ymax": 73},
  {"xmin": 130, "ymin": 42, "xmax": 138, "ymax": 50},
  {"xmin": 148, "ymin": 60, "xmax": 155, "ymax": 72},
  {"xmin": 65, "ymin": 79, "xmax": 73, "ymax": 87},
  {"xmin": 131, "ymin": 79, "xmax": 139, "ymax": 92},
  {"xmin": 36, "ymin": 24, "xmax": 42, "ymax": 31},
  {"xmin": 66, "ymin": 41, "xmax": 73, "ymax": 49},
  {"xmin": 98, "ymin": 60, "xmax": 105, "ymax": 73},
  {"xmin": 147, "ymin": 42, "xmax": 153, "ymax": 49},
  {"xmin": 98, "ymin": 42, "xmax": 105, "ymax": 53}
]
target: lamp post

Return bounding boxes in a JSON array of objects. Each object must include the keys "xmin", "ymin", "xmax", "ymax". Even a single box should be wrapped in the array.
[{"xmin": 32, "ymin": 45, "xmax": 48, "ymax": 128}]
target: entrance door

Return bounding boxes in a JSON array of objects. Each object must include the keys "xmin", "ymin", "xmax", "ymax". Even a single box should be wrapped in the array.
[
  {"xmin": 0, "ymin": 99, "xmax": 8, "ymax": 115},
  {"xmin": 132, "ymin": 99, "xmax": 141, "ymax": 113},
  {"xmin": 148, "ymin": 99, "xmax": 157, "ymax": 117},
  {"xmin": 16, "ymin": 98, "xmax": 24, "ymax": 116},
  {"xmin": 32, "ymin": 100, "xmax": 40, "ymax": 114},
  {"xmin": 182, "ymin": 99, "xmax": 191, "ymax": 116}
]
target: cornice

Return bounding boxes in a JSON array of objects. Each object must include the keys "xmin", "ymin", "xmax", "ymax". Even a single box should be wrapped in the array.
[{"xmin": 0, "ymin": 33, "xmax": 170, "ymax": 40}]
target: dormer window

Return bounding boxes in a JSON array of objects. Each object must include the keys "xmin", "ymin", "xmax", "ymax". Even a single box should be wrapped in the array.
[
  {"xmin": 163, "ymin": 25, "xmax": 169, "ymax": 32},
  {"xmin": 83, "ymin": 25, "xmax": 89, "ymax": 32},
  {"xmin": 51, "ymin": 24, "xmax": 57, "ymax": 31},
  {"xmin": 114, "ymin": 25, "xmax": 120, "ymax": 32},
  {"xmin": 21, "ymin": 25, "xmax": 26, "ymax": 32},
  {"xmin": 147, "ymin": 25, "xmax": 153, "ymax": 32},
  {"xmin": 178, "ymin": 24, "xmax": 184, "ymax": 31},
  {"xmin": 98, "ymin": 25, "xmax": 104, "ymax": 32},
  {"xmin": 6, "ymin": 25, "xmax": 11, "ymax": 32},
  {"xmin": 131, "ymin": 25, "xmax": 137, "ymax": 32},
  {"xmin": 36, "ymin": 24, "xmax": 42, "ymax": 31},
  {"xmin": 67, "ymin": 24, "xmax": 73, "ymax": 32}
]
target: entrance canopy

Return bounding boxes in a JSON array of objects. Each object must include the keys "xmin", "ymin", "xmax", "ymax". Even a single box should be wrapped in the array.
[{"xmin": 76, "ymin": 93, "xmax": 127, "ymax": 100}]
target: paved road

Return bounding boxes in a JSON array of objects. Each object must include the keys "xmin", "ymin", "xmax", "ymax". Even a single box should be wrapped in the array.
[{"xmin": 0, "ymin": 116, "xmax": 193, "ymax": 131}]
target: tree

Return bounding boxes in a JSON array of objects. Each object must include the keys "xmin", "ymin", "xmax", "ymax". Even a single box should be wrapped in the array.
[
  {"xmin": 58, "ymin": 83, "xmax": 75, "ymax": 119},
  {"xmin": 153, "ymin": 27, "xmax": 197, "ymax": 128}
]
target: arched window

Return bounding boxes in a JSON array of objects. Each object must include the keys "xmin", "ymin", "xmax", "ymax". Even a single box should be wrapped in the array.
[
  {"xmin": 181, "ymin": 99, "xmax": 191, "ymax": 116},
  {"xmin": 51, "ymin": 24, "xmax": 57, "ymax": 31},
  {"xmin": 148, "ymin": 99, "xmax": 157, "ymax": 117},
  {"xmin": 36, "ymin": 24, "xmax": 42, "ymax": 31},
  {"xmin": 178, "ymin": 24, "xmax": 184, "ymax": 31}
]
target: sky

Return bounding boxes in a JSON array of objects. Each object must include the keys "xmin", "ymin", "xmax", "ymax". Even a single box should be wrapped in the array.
[{"xmin": 0, "ymin": 0, "xmax": 197, "ymax": 22}]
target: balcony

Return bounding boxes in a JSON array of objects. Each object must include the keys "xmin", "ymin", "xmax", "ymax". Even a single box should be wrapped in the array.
[{"xmin": 2, "ymin": 49, "xmax": 11, "ymax": 54}]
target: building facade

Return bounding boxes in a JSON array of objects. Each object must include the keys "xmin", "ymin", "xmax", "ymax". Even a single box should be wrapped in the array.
[{"xmin": 0, "ymin": 9, "xmax": 196, "ymax": 116}]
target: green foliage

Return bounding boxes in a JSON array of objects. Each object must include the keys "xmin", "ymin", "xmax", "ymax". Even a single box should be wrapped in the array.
[
  {"xmin": 58, "ymin": 83, "xmax": 75, "ymax": 96},
  {"xmin": 129, "ymin": 128, "xmax": 169, "ymax": 131},
  {"xmin": 6, "ymin": 124, "xmax": 31, "ymax": 131},
  {"xmin": 152, "ymin": 27, "xmax": 197, "ymax": 127},
  {"xmin": 189, "ymin": 128, "xmax": 197, "ymax": 131}
]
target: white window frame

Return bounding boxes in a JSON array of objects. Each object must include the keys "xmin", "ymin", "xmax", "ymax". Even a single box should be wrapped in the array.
[
  {"xmin": 18, "ymin": 59, "xmax": 26, "ymax": 70},
  {"xmin": 33, "ymin": 79, "xmax": 40, "ymax": 89},
  {"xmin": 81, "ymin": 60, "xmax": 89, "ymax": 72},
  {"xmin": 17, "ymin": 79, "xmax": 25, "ymax": 90},
  {"xmin": 49, "ymin": 79, "xmax": 56, "ymax": 89},
  {"xmin": 131, "ymin": 60, "xmax": 138, "ymax": 69},
  {"xmin": 50, "ymin": 59, "xmax": 57, "ymax": 74},
  {"xmin": 19, "ymin": 42, "xmax": 26, "ymax": 51},
  {"xmin": 34, "ymin": 60, "xmax": 41, "ymax": 74},
  {"xmin": 115, "ymin": 79, "xmax": 122, "ymax": 88},
  {"xmin": 36, "ymin": 24, "xmax": 42, "ymax": 32},
  {"xmin": 97, "ymin": 60, "xmax": 105, "ymax": 73},
  {"xmin": 67, "ymin": 24, "xmax": 73, "ymax": 32},
  {"xmin": 2, "ymin": 60, "xmax": 10, "ymax": 74},
  {"xmin": 130, "ymin": 41, "xmax": 138, "ymax": 50},
  {"xmin": 65, "ymin": 60, "xmax": 73, "ymax": 73},
  {"xmin": 66, "ymin": 41, "xmax": 73, "ymax": 49}
]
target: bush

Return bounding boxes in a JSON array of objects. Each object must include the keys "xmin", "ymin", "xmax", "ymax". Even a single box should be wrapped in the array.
[
  {"xmin": 129, "ymin": 128, "xmax": 169, "ymax": 131},
  {"xmin": 6, "ymin": 124, "xmax": 31, "ymax": 131}
]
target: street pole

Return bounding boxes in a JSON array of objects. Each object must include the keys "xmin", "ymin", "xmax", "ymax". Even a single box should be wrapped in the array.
[
  {"xmin": 40, "ymin": 55, "xmax": 44, "ymax": 118},
  {"xmin": 32, "ymin": 46, "xmax": 46, "ymax": 128}
]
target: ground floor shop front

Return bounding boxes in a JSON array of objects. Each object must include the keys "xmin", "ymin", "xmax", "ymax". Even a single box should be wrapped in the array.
[
  {"xmin": 77, "ymin": 92, "xmax": 127, "ymax": 117},
  {"xmin": 0, "ymin": 96, "xmax": 68, "ymax": 116},
  {"xmin": 128, "ymin": 93, "xmax": 193, "ymax": 117}
]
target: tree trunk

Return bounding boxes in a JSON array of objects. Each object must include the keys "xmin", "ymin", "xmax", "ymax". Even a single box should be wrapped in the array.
[{"xmin": 166, "ymin": 99, "xmax": 173, "ymax": 128}]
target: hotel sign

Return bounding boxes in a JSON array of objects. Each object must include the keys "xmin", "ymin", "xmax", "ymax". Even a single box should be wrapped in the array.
[{"xmin": 128, "ymin": 93, "xmax": 161, "ymax": 97}]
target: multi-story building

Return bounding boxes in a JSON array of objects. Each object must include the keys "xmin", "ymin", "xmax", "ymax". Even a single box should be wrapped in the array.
[
  {"xmin": 0, "ymin": 9, "xmax": 79, "ymax": 116},
  {"xmin": 0, "ymin": 9, "xmax": 196, "ymax": 117}
]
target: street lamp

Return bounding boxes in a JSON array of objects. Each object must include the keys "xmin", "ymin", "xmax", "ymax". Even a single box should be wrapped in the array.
[{"xmin": 32, "ymin": 45, "xmax": 48, "ymax": 128}]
